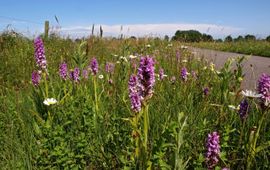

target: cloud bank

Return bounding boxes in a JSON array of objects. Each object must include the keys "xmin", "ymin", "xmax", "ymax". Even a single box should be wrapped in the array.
[{"xmin": 60, "ymin": 23, "xmax": 242, "ymax": 38}]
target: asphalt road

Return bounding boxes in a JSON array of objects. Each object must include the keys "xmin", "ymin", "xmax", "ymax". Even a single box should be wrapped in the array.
[{"xmin": 190, "ymin": 47, "xmax": 270, "ymax": 89}]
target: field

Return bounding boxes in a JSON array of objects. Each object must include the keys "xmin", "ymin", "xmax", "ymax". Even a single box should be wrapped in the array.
[
  {"xmin": 190, "ymin": 41, "xmax": 270, "ymax": 57},
  {"xmin": 1, "ymin": 33, "xmax": 270, "ymax": 169}
]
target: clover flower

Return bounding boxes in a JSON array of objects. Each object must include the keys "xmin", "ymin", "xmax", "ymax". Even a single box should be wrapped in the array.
[
  {"xmin": 105, "ymin": 62, "xmax": 114, "ymax": 73},
  {"xmin": 239, "ymin": 99, "xmax": 249, "ymax": 120},
  {"xmin": 181, "ymin": 67, "xmax": 188, "ymax": 81},
  {"xmin": 206, "ymin": 131, "xmax": 220, "ymax": 169},
  {"xmin": 70, "ymin": 67, "xmax": 80, "ymax": 82},
  {"xmin": 108, "ymin": 79, "xmax": 113, "ymax": 84},
  {"xmin": 128, "ymin": 75, "xmax": 141, "ymax": 112},
  {"xmin": 204, "ymin": 87, "xmax": 209, "ymax": 96},
  {"xmin": 257, "ymin": 73, "xmax": 270, "ymax": 107},
  {"xmin": 82, "ymin": 69, "xmax": 89, "ymax": 79},
  {"xmin": 90, "ymin": 58, "xmax": 98, "ymax": 75},
  {"xmin": 34, "ymin": 37, "xmax": 47, "ymax": 69},
  {"xmin": 159, "ymin": 68, "xmax": 165, "ymax": 80},
  {"xmin": 32, "ymin": 71, "xmax": 41, "ymax": 86},
  {"xmin": 137, "ymin": 56, "xmax": 155, "ymax": 99},
  {"xmin": 59, "ymin": 62, "xmax": 68, "ymax": 80}
]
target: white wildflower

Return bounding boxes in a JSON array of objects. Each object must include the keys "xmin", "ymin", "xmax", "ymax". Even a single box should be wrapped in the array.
[
  {"xmin": 98, "ymin": 74, "xmax": 104, "ymax": 79},
  {"xmin": 43, "ymin": 98, "xmax": 57, "ymax": 106},
  {"xmin": 241, "ymin": 90, "xmax": 262, "ymax": 98},
  {"xmin": 129, "ymin": 55, "xmax": 137, "ymax": 59}
]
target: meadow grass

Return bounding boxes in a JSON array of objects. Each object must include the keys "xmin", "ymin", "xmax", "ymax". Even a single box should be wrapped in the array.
[
  {"xmin": 190, "ymin": 41, "xmax": 270, "ymax": 57},
  {"xmin": 0, "ymin": 33, "xmax": 270, "ymax": 169}
]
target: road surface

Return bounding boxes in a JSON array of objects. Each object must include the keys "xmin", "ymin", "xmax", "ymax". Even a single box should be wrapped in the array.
[{"xmin": 190, "ymin": 47, "xmax": 270, "ymax": 89}]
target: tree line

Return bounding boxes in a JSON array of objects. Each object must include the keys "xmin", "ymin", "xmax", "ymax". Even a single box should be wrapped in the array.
[{"xmin": 169, "ymin": 30, "xmax": 270, "ymax": 42}]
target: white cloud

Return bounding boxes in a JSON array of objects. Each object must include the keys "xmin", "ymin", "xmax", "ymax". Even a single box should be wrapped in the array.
[{"xmin": 60, "ymin": 23, "xmax": 242, "ymax": 38}]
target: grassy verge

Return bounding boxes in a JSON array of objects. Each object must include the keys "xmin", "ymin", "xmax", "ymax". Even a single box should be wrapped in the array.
[{"xmin": 189, "ymin": 41, "xmax": 270, "ymax": 57}]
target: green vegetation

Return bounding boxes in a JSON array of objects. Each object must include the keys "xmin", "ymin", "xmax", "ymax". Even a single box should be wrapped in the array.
[
  {"xmin": 172, "ymin": 30, "xmax": 213, "ymax": 42},
  {"xmin": 1, "ymin": 31, "xmax": 270, "ymax": 169},
  {"xmin": 190, "ymin": 41, "xmax": 270, "ymax": 57},
  {"xmin": 170, "ymin": 30, "xmax": 270, "ymax": 57}
]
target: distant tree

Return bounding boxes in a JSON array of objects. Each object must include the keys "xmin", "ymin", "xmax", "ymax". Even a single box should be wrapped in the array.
[
  {"xmin": 164, "ymin": 35, "xmax": 170, "ymax": 41},
  {"xmin": 172, "ymin": 30, "xmax": 202, "ymax": 42},
  {"xmin": 234, "ymin": 35, "xmax": 244, "ymax": 42},
  {"xmin": 202, "ymin": 34, "xmax": 214, "ymax": 42},
  {"xmin": 266, "ymin": 35, "xmax": 270, "ymax": 42},
  {"xmin": 245, "ymin": 34, "xmax": 256, "ymax": 41},
  {"xmin": 224, "ymin": 35, "xmax": 233, "ymax": 42},
  {"xmin": 215, "ymin": 39, "xmax": 223, "ymax": 42},
  {"xmin": 129, "ymin": 36, "xmax": 137, "ymax": 40},
  {"xmin": 154, "ymin": 37, "xmax": 161, "ymax": 41}
]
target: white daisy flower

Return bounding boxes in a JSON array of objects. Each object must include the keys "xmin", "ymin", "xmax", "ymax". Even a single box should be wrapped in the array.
[
  {"xmin": 241, "ymin": 90, "xmax": 262, "ymax": 98},
  {"xmin": 129, "ymin": 55, "xmax": 137, "ymax": 59},
  {"xmin": 43, "ymin": 98, "xmax": 57, "ymax": 106},
  {"xmin": 98, "ymin": 74, "xmax": 104, "ymax": 79},
  {"xmin": 146, "ymin": 44, "xmax": 151, "ymax": 48},
  {"xmin": 182, "ymin": 59, "xmax": 188, "ymax": 63}
]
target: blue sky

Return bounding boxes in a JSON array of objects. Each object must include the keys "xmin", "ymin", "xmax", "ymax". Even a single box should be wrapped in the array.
[{"xmin": 0, "ymin": 0, "xmax": 269, "ymax": 38}]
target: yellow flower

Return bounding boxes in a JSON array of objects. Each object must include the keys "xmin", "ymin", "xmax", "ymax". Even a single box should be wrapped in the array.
[
  {"xmin": 210, "ymin": 62, "xmax": 215, "ymax": 72},
  {"xmin": 238, "ymin": 77, "xmax": 243, "ymax": 82}
]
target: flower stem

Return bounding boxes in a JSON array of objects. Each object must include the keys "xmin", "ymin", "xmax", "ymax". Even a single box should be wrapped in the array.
[
  {"xmin": 247, "ymin": 111, "xmax": 266, "ymax": 169},
  {"xmin": 93, "ymin": 76, "xmax": 99, "ymax": 134},
  {"xmin": 143, "ymin": 104, "xmax": 149, "ymax": 153},
  {"xmin": 43, "ymin": 72, "xmax": 48, "ymax": 98}
]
